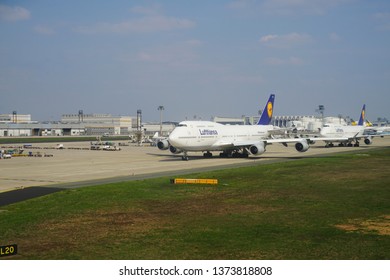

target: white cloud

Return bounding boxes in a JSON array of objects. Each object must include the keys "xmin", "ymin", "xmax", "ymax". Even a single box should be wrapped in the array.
[
  {"xmin": 228, "ymin": 0, "xmax": 353, "ymax": 15},
  {"xmin": 374, "ymin": 12, "xmax": 390, "ymax": 20},
  {"xmin": 259, "ymin": 34, "xmax": 279, "ymax": 43},
  {"xmin": 126, "ymin": 39, "xmax": 203, "ymax": 67},
  {"xmin": 136, "ymin": 52, "xmax": 154, "ymax": 62},
  {"xmin": 34, "ymin": 25, "xmax": 56, "ymax": 35},
  {"xmin": 130, "ymin": 4, "xmax": 163, "ymax": 15},
  {"xmin": 264, "ymin": 56, "xmax": 304, "ymax": 66},
  {"xmin": 185, "ymin": 39, "xmax": 203, "ymax": 47},
  {"xmin": 76, "ymin": 6, "xmax": 195, "ymax": 34},
  {"xmin": 76, "ymin": 16, "xmax": 195, "ymax": 34},
  {"xmin": 262, "ymin": 0, "xmax": 353, "ymax": 15},
  {"xmin": 374, "ymin": 12, "xmax": 390, "ymax": 31},
  {"xmin": 227, "ymin": 0, "xmax": 256, "ymax": 10},
  {"xmin": 329, "ymin": 32, "xmax": 341, "ymax": 41},
  {"xmin": 260, "ymin": 32, "xmax": 312, "ymax": 48},
  {"xmin": 224, "ymin": 74, "xmax": 265, "ymax": 84},
  {"xmin": 0, "ymin": 5, "xmax": 30, "ymax": 21}
]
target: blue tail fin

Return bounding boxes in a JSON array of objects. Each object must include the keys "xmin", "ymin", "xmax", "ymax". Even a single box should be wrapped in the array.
[
  {"xmin": 357, "ymin": 104, "xmax": 366, "ymax": 126},
  {"xmin": 257, "ymin": 94, "xmax": 275, "ymax": 125}
]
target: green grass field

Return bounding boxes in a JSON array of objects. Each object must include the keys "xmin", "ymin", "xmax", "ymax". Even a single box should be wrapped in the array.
[{"xmin": 1, "ymin": 148, "xmax": 389, "ymax": 259}]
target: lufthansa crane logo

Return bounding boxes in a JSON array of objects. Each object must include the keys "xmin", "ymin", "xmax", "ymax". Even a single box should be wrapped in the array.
[
  {"xmin": 361, "ymin": 110, "xmax": 365, "ymax": 121},
  {"xmin": 267, "ymin": 102, "xmax": 273, "ymax": 118}
]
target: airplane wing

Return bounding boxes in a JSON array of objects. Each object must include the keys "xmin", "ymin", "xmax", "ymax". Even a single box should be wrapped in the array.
[
  {"xmin": 265, "ymin": 138, "xmax": 310, "ymax": 145},
  {"xmin": 305, "ymin": 137, "xmax": 350, "ymax": 142},
  {"xmin": 211, "ymin": 139, "xmax": 268, "ymax": 149},
  {"xmin": 212, "ymin": 138, "xmax": 314, "ymax": 155},
  {"xmin": 267, "ymin": 127, "xmax": 289, "ymax": 135},
  {"xmin": 211, "ymin": 141, "xmax": 235, "ymax": 149},
  {"xmin": 214, "ymin": 136, "xmax": 362, "ymax": 150},
  {"xmin": 213, "ymin": 138, "xmax": 309, "ymax": 148}
]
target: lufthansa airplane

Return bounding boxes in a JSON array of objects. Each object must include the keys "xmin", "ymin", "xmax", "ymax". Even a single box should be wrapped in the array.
[
  {"xmin": 157, "ymin": 94, "xmax": 311, "ymax": 160},
  {"xmin": 316, "ymin": 104, "xmax": 373, "ymax": 147}
]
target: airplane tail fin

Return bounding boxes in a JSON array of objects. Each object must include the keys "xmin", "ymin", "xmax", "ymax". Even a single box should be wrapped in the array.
[
  {"xmin": 358, "ymin": 104, "xmax": 366, "ymax": 126},
  {"xmin": 257, "ymin": 94, "xmax": 275, "ymax": 125}
]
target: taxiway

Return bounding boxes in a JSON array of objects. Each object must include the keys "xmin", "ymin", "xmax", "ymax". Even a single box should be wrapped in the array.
[{"xmin": 1, "ymin": 138, "xmax": 389, "ymax": 194}]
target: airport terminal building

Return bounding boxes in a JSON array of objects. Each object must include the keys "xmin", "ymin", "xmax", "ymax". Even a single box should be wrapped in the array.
[
  {"xmin": 0, "ymin": 112, "xmax": 175, "ymax": 137},
  {"xmin": 1, "ymin": 112, "xmax": 387, "ymax": 138},
  {"xmin": 0, "ymin": 113, "xmax": 132, "ymax": 137},
  {"xmin": 61, "ymin": 113, "xmax": 132, "ymax": 136}
]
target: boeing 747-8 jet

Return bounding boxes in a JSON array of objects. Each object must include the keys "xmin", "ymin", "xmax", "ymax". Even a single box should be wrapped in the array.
[{"xmin": 157, "ymin": 94, "xmax": 310, "ymax": 160}]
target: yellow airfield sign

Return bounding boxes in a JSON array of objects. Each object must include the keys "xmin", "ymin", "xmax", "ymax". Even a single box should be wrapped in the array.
[{"xmin": 170, "ymin": 178, "xmax": 218, "ymax": 185}]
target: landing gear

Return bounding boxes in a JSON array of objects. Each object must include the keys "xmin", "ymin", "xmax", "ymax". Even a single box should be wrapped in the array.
[
  {"xmin": 232, "ymin": 151, "xmax": 249, "ymax": 158},
  {"xmin": 326, "ymin": 141, "xmax": 360, "ymax": 148},
  {"xmin": 219, "ymin": 150, "xmax": 249, "ymax": 158},
  {"xmin": 181, "ymin": 151, "xmax": 189, "ymax": 161},
  {"xmin": 203, "ymin": 151, "xmax": 213, "ymax": 158},
  {"xmin": 219, "ymin": 152, "xmax": 229, "ymax": 158}
]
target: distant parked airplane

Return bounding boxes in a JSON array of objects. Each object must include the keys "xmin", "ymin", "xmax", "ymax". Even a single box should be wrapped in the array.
[{"xmin": 316, "ymin": 104, "xmax": 373, "ymax": 147}]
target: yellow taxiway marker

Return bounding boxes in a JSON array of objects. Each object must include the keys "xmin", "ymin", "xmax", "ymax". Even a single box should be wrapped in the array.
[{"xmin": 170, "ymin": 178, "xmax": 218, "ymax": 185}]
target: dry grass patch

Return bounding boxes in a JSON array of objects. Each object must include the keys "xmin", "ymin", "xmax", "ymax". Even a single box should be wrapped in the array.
[
  {"xmin": 335, "ymin": 215, "xmax": 390, "ymax": 236},
  {"xmin": 17, "ymin": 208, "xmax": 170, "ymax": 257},
  {"xmin": 16, "ymin": 193, "xmax": 277, "ymax": 258}
]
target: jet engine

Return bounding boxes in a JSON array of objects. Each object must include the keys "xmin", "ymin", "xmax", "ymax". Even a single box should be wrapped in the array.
[
  {"xmin": 364, "ymin": 137, "xmax": 373, "ymax": 145},
  {"xmin": 295, "ymin": 139, "xmax": 310, "ymax": 152},
  {"xmin": 249, "ymin": 142, "xmax": 266, "ymax": 155},
  {"xmin": 157, "ymin": 139, "xmax": 169, "ymax": 150},
  {"xmin": 169, "ymin": 145, "xmax": 182, "ymax": 154}
]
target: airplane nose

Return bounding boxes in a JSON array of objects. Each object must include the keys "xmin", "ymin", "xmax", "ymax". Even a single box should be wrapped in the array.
[{"xmin": 168, "ymin": 131, "xmax": 180, "ymax": 146}]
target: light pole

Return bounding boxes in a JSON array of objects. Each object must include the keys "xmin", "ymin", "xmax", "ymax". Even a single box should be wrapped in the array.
[{"xmin": 158, "ymin": 105, "xmax": 164, "ymax": 136}]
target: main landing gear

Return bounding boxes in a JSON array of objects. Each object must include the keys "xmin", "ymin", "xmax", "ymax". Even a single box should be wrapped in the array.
[
  {"xmin": 181, "ymin": 151, "xmax": 189, "ymax": 161},
  {"xmin": 219, "ymin": 150, "xmax": 249, "ymax": 158},
  {"xmin": 326, "ymin": 141, "xmax": 360, "ymax": 148},
  {"xmin": 203, "ymin": 152, "xmax": 213, "ymax": 158},
  {"xmin": 181, "ymin": 150, "xmax": 250, "ymax": 160}
]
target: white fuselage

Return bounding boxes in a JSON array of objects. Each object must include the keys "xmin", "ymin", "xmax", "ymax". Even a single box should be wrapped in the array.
[
  {"xmin": 373, "ymin": 126, "xmax": 390, "ymax": 134},
  {"xmin": 320, "ymin": 124, "xmax": 365, "ymax": 139},
  {"xmin": 168, "ymin": 121, "xmax": 272, "ymax": 151}
]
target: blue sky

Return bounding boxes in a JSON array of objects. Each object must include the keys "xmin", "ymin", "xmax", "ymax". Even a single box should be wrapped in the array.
[{"xmin": 1, "ymin": 0, "xmax": 389, "ymax": 122}]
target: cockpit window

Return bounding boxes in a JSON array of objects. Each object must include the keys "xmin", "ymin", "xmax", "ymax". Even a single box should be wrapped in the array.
[{"xmin": 178, "ymin": 124, "xmax": 187, "ymax": 127}]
